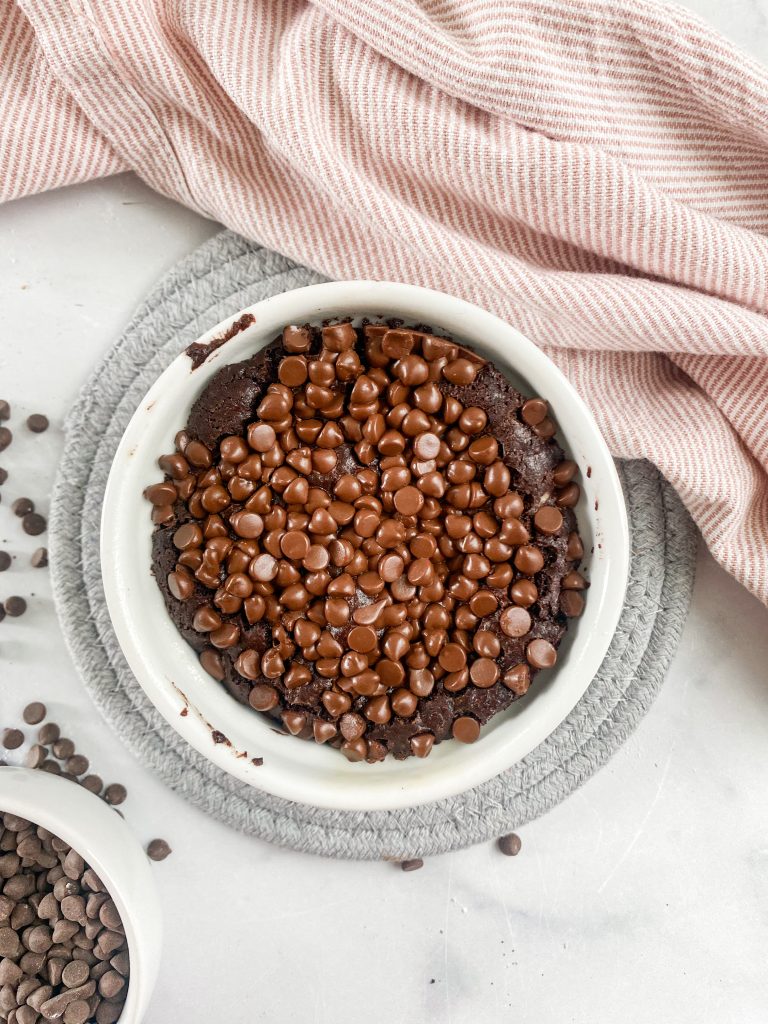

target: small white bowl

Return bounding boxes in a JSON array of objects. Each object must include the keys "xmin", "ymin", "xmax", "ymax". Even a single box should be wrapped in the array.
[
  {"xmin": 0, "ymin": 768, "xmax": 161, "ymax": 1021},
  {"xmin": 102, "ymin": 281, "xmax": 629, "ymax": 811}
]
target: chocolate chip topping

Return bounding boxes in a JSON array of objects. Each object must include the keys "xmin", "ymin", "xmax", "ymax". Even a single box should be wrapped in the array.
[{"xmin": 148, "ymin": 322, "xmax": 585, "ymax": 761}]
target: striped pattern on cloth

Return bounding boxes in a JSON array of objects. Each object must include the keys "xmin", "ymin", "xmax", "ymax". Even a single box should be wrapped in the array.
[{"xmin": 5, "ymin": 0, "xmax": 768, "ymax": 604}]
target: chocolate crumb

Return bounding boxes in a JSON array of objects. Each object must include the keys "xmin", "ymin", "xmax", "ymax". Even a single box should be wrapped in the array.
[
  {"xmin": 251, "ymin": 756, "xmax": 264, "ymax": 766},
  {"xmin": 211, "ymin": 730, "xmax": 228, "ymax": 744},
  {"xmin": 186, "ymin": 312, "xmax": 256, "ymax": 369}
]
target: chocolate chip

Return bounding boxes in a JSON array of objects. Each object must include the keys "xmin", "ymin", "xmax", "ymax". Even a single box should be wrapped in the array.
[
  {"xmin": 400, "ymin": 859, "xmax": 424, "ymax": 871},
  {"xmin": 497, "ymin": 833, "xmax": 522, "ymax": 856},
  {"xmin": 526, "ymin": 638, "xmax": 557, "ymax": 669},
  {"xmin": 31, "ymin": 547, "xmax": 48, "ymax": 568},
  {"xmin": 520, "ymin": 398, "xmax": 548, "ymax": 426},
  {"xmin": 534, "ymin": 505, "xmax": 563, "ymax": 535},
  {"xmin": 52, "ymin": 738, "xmax": 75, "ymax": 760},
  {"xmin": 24, "ymin": 744, "xmax": 47, "ymax": 768},
  {"xmin": 0, "ymin": 427, "xmax": 11, "ymax": 452},
  {"xmin": 26, "ymin": 414, "xmax": 49, "ymax": 433},
  {"xmin": 500, "ymin": 606, "xmax": 532, "ymax": 638},
  {"xmin": 0, "ymin": 551, "xmax": 10, "ymax": 572},
  {"xmin": 0, "ymin": 401, "xmax": 9, "ymax": 421},
  {"xmin": 23, "ymin": 702, "xmax": 46, "ymax": 725},
  {"xmin": 560, "ymin": 590, "xmax": 585, "ymax": 617},
  {"xmin": 0, "ymin": 468, "xmax": 7, "ymax": 484},
  {"xmin": 4, "ymin": 596, "xmax": 26, "ymax": 617},
  {"xmin": 146, "ymin": 838, "xmax": 172, "ymax": 862},
  {"xmin": 103, "ymin": 784, "xmax": 127, "ymax": 806},
  {"xmin": 452, "ymin": 716, "xmax": 481, "ymax": 743},
  {"xmin": 2, "ymin": 728, "xmax": 24, "ymax": 750},
  {"xmin": 38, "ymin": 722, "xmax": 60, "ymax": 745},
  {"xmin": 22, "ymin": 513, "xmax": 47, "ymax": 536},
  {"xmin": 12, "ymin": 497, "xmax": 33, "ymax": 516},
  {"xmin": 81, "ymin": 774, "xmax": 104, "ymax": 795},
  {"xmin": 65, "ymin": 755, "xmax": 89, "ymax": 777}
]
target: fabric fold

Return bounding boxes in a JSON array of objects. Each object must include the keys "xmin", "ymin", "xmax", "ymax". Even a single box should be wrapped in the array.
[{"xmin": 6, "ymin": 0, "xmax": 768, "ymax": 603}]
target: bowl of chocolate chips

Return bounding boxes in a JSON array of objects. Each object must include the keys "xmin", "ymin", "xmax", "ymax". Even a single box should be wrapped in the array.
[
  {"xmin": 101, "ymin": 281, "xmax": 629, "ymax": 810},
  {"xmin": 0, "ymin": 767, "xmax": 161, "ymax": 1023}
]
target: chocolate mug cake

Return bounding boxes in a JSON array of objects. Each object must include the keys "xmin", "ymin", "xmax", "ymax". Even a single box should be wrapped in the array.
[{"xmin": 145, "ymin": 321, "xmax": 586, "ymax": 762}]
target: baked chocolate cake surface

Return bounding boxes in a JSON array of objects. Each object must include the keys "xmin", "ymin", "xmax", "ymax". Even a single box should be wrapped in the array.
[{"xmin": 146, "ymin": 322, "xmax": 586, "ymax": 762}]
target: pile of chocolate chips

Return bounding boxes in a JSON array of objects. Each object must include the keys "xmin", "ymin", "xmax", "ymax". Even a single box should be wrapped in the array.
[
  {"xmin": 147, "ymin": 322, "xmax": 586, "ymax": 762},
  {"xmin": 0, "ymin": 811, "xmax": 129, "ymax": 1024}
]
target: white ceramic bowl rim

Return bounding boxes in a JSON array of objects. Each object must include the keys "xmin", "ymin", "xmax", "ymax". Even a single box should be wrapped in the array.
[
  {"xmin": 101, "ymin": 281, "xmax": 629, "ymax": 811},
  {"xmin": 0, "ymin": 768, "xmax": 161, "ymax": 1023}
]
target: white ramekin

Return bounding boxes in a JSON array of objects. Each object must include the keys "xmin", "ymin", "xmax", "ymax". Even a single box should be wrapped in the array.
[
  {"xmin": 0, "ymin": 768, "xmax": 161, "ymax": 1022},
  {"xmin": 101, "ymin": 281, "xmax": 629, "ymax": 811}
]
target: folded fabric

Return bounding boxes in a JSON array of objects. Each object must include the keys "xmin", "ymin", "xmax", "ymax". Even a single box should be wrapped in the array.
[{"xmin": 4, "ymin": 0, "xmax": 767, "ymax": 604}]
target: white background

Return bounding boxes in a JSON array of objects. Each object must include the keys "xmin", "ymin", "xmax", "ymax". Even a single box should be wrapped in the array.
[{"xmin": 1, "ymin": 2, "xmax": 767, "ymax": 1020}]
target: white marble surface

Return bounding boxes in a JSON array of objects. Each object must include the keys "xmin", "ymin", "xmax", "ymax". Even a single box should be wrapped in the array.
[{"xmin": 1, "ymin": 3, "xmax": 768, "ymax": 1020}]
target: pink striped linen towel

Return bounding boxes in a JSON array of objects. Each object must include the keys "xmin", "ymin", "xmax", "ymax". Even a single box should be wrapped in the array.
[{"xmin": 3, "ymin": 0, "xmax": 768, "ymax": 605}]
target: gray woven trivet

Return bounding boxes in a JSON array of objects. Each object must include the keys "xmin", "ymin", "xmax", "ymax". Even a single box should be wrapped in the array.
[{"xmin": 49, "ymin": 232, "xmax": 697, "ymax": 860}]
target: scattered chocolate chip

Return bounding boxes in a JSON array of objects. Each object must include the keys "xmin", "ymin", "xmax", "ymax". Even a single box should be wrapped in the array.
[
  {"xmin": 22, "ymin": 512, "xmax": 47, "ymax": 536},
  {"xmin": 146, "ymin": 838, "xmax": 172, "ymax": 862},
  {"xmin": 31, "ymin": 547, "xmax": 48, "ymax": 568},
  {"xmin": 400, "ymin": 858, "xmax": 424, "ymax": 872},
  {"xmin": 2, "ymin": 728, "xmax": 24, "ymax": 750},
  {"xmin": 0, "ymin": 551, "xmax": 10, "ymax": 572},
  {"xmin": 0, "ymin": 428, "xmax": 11, "ymax": 452},
  {"xmin": 498, "ymin": 833, "xmax": 522, "ymax": 856},
  {"xmin": 26, "ymin": 414, "xmax": 49, "ymax": 433},
  {"xmin": 12, "ymin": 497, "xmax": 34, "ymax": 517},
  {"xmin": 3, "ymin": 596, "xmax": 26, "ymax": 617},
  {"xmin": 0, "ymin": 401, "xmax": 9, "ymax": 421},
  {"xmin": 0, "ymin": 468, "xmax": 6, "ymax": 484}
]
